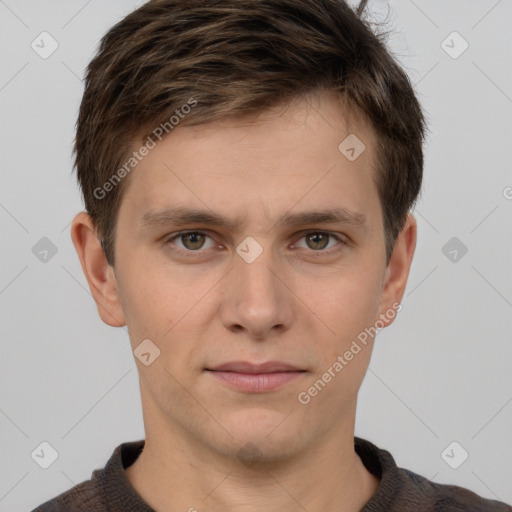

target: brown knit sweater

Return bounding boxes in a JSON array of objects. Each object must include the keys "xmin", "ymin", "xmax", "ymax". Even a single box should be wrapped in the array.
[{"xmin": 31, "ymin": 437, "xmax": 511, "ymax": 511}]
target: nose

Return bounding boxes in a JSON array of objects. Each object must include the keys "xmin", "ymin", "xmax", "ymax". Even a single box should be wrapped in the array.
[{"xmin": 219, "ymin": 247, "xmax": 294, "ymax": 341}]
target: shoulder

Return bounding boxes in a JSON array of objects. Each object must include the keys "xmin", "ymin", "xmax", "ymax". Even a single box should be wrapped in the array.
[
  {"xmin": 30, "ymin": 440, "xmax": 145, "ymax": 512},
  {"xmin": 355, "ymin": 437, "xmax": 511, "ymax": 512},
  {"xmin": 396, "ymin": 466, "xmax": 511, "ymax": 511},
  {"xmin": 30, "ymin": 478, "xmax": 105, "ymax": 512}
]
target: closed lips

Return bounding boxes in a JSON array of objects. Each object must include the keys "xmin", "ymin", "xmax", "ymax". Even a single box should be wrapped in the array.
[{"xmin": 206, "ymin": 361, "xmax": 305, "ymax": 373}]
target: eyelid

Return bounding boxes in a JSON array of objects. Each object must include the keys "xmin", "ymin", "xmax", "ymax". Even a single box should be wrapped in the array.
[
  {"xmin": 291, "ymin": 230, "xmax": 347, "ymax": 252},
  {"xmin": 165, "ymin": 229, "xmax": 347, "ymax": 255},
  {"xmin": 165, "ymin": 230, "xmax": 218, "ymax": 253}
]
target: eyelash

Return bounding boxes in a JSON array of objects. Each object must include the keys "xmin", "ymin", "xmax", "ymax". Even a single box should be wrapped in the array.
[{"xmin": 164, "ymin": 230, "xmax": 347, "ymax": 257}]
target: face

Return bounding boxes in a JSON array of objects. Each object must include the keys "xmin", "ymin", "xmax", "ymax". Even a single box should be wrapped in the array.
[{"xmin": 75, "ymin": 90, "xmax": 415, "ymax": 463}]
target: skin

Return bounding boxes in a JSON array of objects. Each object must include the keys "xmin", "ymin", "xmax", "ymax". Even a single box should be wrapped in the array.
[{"xmin": 71, "ymin": 90, "xmax": 416, "ymax": 512}]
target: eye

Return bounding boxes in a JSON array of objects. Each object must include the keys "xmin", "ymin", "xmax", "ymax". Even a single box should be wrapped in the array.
[
  {"xmin": 167, "ymin": 231, "xmax": 216, "ymax": 251},
  {"xmin": 164, "ymin": 230, "xmax": 346, "ymax": 256},
  {"xmin": 293, "ymin": 232, "xmax": 344, "ymax": 252}
]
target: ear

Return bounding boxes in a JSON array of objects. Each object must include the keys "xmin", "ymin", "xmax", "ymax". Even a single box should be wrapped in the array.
[
  {"xmin": 70, "ymin": 212, "xmax": 126, "ymax": 327},
  {"xmin": 377, "ymin": 213, "xmax": 417, "ymax": 327}
]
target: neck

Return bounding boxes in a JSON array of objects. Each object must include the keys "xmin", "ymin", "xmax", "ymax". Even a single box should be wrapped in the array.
[{"xmin": 126, "ymin": 420, "xmax": 379, "ymax": 512}]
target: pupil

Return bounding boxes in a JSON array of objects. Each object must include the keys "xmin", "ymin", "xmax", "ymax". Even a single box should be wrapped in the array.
[
  {"xmin": 184, "ymin": 233, "xmax": 204, "ymax": 250},
  {"xmin": 308, "ymin": 233, "xmax": 328, "ymax": 250}
]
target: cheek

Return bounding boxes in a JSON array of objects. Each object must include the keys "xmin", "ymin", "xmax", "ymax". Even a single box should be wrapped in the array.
[
  {"xmin": 115, "ymin": 263, "xmax": 174, "ymax": 343},
  {"xmin": 320, "ymin": 270, "xmax": 382, "ymax": 335},
  {"xmin": 116, "ymin": 264, "xmax": 214, "ymax": 371},
  {"xmin": 301, "ymin": 284, "xmax": 380, "ymax": 413}
]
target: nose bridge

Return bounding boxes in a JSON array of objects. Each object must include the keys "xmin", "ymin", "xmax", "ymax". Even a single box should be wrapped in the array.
[
  {"xmin": 221, "ymin": 238, "xmax": 293, "ymax": 337},
  {"xmin": 234, "ymin": 240, "xmax": 281, "ymax": 305}
]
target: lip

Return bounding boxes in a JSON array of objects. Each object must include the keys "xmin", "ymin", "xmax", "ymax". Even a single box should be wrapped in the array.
[
  {"xmin": 208, "ymin": 361, "xmax": 303, "ymax": 373},
  {"xmin": 206, "ymin": 361, "xmax": 306, "ymax": 393}
]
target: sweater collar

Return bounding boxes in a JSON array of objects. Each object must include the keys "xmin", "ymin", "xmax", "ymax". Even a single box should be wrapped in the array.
[{"xmin": 97, "ymin": 437, "xmax": 396, "ymax": 511}]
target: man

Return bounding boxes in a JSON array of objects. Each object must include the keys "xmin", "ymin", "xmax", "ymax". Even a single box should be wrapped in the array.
[{"xmin": 32, "ymin": 0, "xmax": 511, "ymax": 510}]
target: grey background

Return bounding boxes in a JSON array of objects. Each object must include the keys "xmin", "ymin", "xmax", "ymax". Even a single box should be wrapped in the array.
[{"xmin": 1, "ymin": 0, "xmax": 511, "ymax": 510}]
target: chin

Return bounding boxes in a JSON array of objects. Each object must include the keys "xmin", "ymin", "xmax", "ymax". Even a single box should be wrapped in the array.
[{"xmin": 220, "ymin": 410, "xmax": 307, "ymax": 461}]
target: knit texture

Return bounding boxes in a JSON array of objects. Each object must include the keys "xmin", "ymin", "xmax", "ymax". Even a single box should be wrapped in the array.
[{"xmin": 31, "ymin": 437, "xmax": 511, "ymax": 511}]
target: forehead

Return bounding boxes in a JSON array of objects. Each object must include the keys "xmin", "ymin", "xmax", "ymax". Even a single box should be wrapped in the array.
[{"xmin": 118, "ymin": 91, "xmax": 380, "ymax": 227}]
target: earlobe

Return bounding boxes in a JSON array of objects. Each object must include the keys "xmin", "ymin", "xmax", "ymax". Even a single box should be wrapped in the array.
[
  {"xmin": 378, "ymin": 213, "xmax": 417, "ymax": 327},
  {"xmin": 70, "ymin": 212, "xmax": 126, "ymax": 328}
]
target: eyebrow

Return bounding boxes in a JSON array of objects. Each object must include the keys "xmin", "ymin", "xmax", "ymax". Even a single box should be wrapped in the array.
[{"xmin": 139, "ymin": 206, "xmax": 367, "ymax": 232}]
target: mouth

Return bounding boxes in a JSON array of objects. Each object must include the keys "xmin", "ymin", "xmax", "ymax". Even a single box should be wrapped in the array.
[{"xmin": 205, "ymin": 361, "xmax": 307, "ymax": 393}]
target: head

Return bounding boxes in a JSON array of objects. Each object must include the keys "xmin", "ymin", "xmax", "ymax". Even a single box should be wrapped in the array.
[{"xmin": 71, "ymin": 0, "xmax": 426, "ymax": 463}]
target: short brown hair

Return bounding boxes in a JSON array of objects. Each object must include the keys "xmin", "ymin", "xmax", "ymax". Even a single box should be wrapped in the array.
[{"xmin": 75, "ymin": 0, "xmax": 427, "ymax": 266}]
